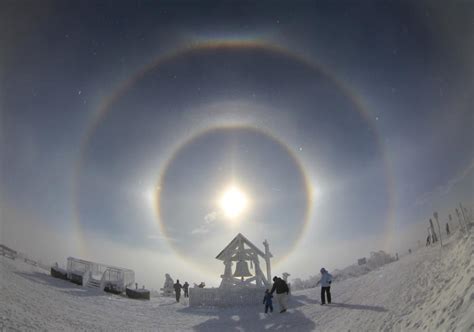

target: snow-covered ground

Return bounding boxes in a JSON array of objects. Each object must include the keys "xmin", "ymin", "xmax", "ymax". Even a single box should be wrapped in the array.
[{"xmin": 1, "ymin": 231, "xmax": 473, "ymax": 331}]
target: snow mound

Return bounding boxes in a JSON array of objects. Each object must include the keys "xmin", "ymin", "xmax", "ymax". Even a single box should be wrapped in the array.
[{"xmin": 1, "ymin": 231, "xmax": 473, "ymax": 331}]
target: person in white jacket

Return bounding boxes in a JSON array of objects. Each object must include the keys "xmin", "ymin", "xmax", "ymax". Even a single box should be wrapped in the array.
[{"xmin": 320, "ymin": 268, "xmax": 333, "ymax": 305}]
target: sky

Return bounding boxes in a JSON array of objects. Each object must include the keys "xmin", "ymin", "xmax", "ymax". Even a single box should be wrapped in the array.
[{"xmin": 1, "ymin": 0, "xmax": 473, "ymax": 289}]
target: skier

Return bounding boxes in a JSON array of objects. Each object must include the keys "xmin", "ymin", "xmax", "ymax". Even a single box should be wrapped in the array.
[
  {"xmin": 263, "ymin": 289, "xmax": 273, "ymax": 313},
  {"xmin": 320, "ymin": 268, "xmax": 333, "ymax": 305},
  {"xmin": 270, "ymin": 276, "xmax": 290, "ymax": 313},
  {"xmin": 183, "ymin": 281, "xmax": 189, "ymax": 298},
  {"xmin": 426, "ymin": 235, "xmax": 431, "ymax": 246},
  {"xmin": 173, "ymin": 279, "xmax": 182, "ymax": 302},
  {"xmin": 446, "ymin": 223, "xmax": 450, "ymax": 236}
]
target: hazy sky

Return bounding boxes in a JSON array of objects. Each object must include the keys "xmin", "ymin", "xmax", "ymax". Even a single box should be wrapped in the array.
[{"xmin": 1, "ymin": 1, "xmax": 473, "ymax": 288}]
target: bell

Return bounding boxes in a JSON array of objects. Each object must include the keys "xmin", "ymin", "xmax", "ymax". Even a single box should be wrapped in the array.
[{"xmin": 233, "ymin": 260, "xmax": 252, "ymax": 278}]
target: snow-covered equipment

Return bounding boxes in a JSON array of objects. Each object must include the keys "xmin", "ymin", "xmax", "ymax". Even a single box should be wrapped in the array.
[
  {"xmin": 126, "ymin": 287, "xmax": 150, "ymax": 300},
  {"xmin": 51, "ymin": 266, "xmax": 68, "ymax": 280},
  {"xmin": 66, "ymin": 257, "xmax": 134, "ymax": 293},
  {"xmin": 367, "ymin": 251, "xmax": 395, "ymax": 269}
]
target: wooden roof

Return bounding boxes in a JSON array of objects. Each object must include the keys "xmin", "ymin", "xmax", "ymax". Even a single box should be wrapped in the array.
[{"xmin": 215, "ymin": 233, "xmax": 272, "ymax": 260}]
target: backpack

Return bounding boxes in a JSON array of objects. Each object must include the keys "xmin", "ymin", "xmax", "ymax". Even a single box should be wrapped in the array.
[{"xmin": 282, "ymin": 280, "xmax": 289, "ymax": 293}]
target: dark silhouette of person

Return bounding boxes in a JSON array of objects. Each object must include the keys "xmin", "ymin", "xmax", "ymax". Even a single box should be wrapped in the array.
[
  {"xmin": 263, "ymin": 289, "xmax": 273, "ymax": 313},
  {"xmin": 270, "ymin": 276, "xmax": 289, "ymax": 313},
  {"xmin": 183, "ymin": 281, "xmax": 189, "ymax": 298},
  {"xmin": 426, "ymin": 235, "xmax": 431, "ymax": 246},
  {"xmin": 446, "ymin": 223, "xmax": 450, "ymax": 235},
  {"xmin": 173, "ymin": 279, "xmax": 182, "ymax": 302},
  {"xmin": 320, "ymin": 268, "xmax": 333, "ymax": 305}
]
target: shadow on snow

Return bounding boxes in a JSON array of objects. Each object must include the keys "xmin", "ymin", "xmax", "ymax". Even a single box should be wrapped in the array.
[
  {"xmin": 178, "ymin": 295, "xmax": 317, "ymax": 331},
  {"xmin": 292, "ymin": 294, "xmax": 388, "ymax": 312},
  {"xmin": 329, "ymin": 302, "xmax": 388, "ymax": 312}
]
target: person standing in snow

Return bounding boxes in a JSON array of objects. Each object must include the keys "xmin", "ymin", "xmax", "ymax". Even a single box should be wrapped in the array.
[
  {"xmin": 183, "ymin": 281, "xmax": 189, "ymax": 298},
  {"xmin": 174, "ymin": 279, "xmax": 182, "ymax": 302},
  {"xmin": 320, "ymin": 268, "xmax": 333, "ymax": 305},
  {"xmin": 446, "ymin": 223, "xmax": 450, "ymax": 236},
  {"xmin": 270, "ymin": 276, "xmax": 289, "ymax": 313},
  {"xmin": 263, "ymin": 289, "xmax": 274, "ymax": 313}
]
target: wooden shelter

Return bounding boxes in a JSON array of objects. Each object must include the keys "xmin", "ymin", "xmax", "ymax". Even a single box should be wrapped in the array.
[{"xmin": 216, "ymin": 233, "xmax": 272, "ymax": 288}]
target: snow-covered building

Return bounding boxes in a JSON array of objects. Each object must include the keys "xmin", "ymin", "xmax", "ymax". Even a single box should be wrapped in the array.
[{"xmin": 66, "ymin": 257, "xmax": 134, "ymax": 293}]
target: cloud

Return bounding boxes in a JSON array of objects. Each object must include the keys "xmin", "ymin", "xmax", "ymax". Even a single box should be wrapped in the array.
[
  {"xmin": 147, "ymin": 234, "xmax": 175, "ymax": 242},
  {"xmin": 204, "ymin": 211, "xmax": 218, "ymax": 223},
  {"xmin": 191, "ymin": 211, "xmax": 220, "ymax": 235},
  {"xmin": 415, "ymin": 159, "xmax": 474, "ymax": 206}
]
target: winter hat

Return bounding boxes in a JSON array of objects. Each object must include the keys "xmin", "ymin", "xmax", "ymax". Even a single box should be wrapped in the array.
[
  {"xmin": 273, "ymin": 276, "xmax": 278, "ymax": 281},
  {"xmin": 320, "ymin": 268, "xmax": 327, "ymax": 273}
]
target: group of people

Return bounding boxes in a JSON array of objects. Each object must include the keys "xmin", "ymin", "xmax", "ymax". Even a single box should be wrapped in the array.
[
  {"xmin": 172, "ymin": 268, "xmax": 333, "ymax": 311},
  {"xmin": 173, "ymin": 280, "xmax": 189, "ymax": 302},
  {"xmin": 263, "ymin": 268, "xmax": 333, "ymax": 314}
]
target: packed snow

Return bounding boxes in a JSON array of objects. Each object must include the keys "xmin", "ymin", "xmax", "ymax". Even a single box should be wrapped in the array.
[{"xmin": 1, "ymin": 231, "xmax": 473, "ymax": 331}]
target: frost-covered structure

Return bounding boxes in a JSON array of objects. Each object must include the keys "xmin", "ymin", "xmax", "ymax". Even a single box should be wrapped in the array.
[
  {"xmin": 66, "ymin": 257, "xmax": 134, "ymax": 292},
  {"xmin": 216, "ymin": 233, "xmax": 272, "ymax": 288},
  {"xmin": 160, "ymin": 273, "xmax": 174, "ymax": 297},
  {"xmin": 189, "ymin": 233, "xmax": 273, "ymax": 307},
  {"xmin": 367, "ymin": 250, "xmax": 395, "ymax": 269}
]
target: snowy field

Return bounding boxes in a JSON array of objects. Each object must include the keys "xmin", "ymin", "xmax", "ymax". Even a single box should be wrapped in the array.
[{"xmin": 1, "ymin": 232, "xmax": 473, "ymax": 331}]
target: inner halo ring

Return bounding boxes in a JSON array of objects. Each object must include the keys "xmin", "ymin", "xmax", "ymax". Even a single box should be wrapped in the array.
[{"xmin": 155, "ymin": 124, "xmax": 314, "ymax": 267}]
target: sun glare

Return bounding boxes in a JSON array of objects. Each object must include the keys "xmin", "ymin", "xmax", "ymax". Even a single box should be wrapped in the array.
[
  {"xmin": 219, "ymin": 185, "xmax": 248, "ymax": 219},
  {"xmin": 145, "ymin": 187, "xmax": 158, "ymax": 206}
]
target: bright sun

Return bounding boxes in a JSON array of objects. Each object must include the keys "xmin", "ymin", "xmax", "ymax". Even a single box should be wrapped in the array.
[{"xmin": 219, "ymin": 185, "xmax": 248, "ymax": 219}]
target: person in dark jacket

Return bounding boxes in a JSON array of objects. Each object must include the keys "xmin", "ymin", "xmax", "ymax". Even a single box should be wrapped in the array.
[
  {"xmin": 263, "ymin": 289, "xmax": 273, "ymax": 313},
  {"xmin": 174, "ymin": 280, "xmax": 182, "ymax": 302},
  {"xmin": 270, "ymin": 276, "xmax": 289, "ymax": 313},
  {"xmin": 183, "ymin": 281, "xmax": 189, "ymax": 298}
]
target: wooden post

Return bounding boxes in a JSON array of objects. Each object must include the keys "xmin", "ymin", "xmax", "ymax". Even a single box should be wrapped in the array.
[
  {"xmin": 434, "ymin": 212, "xmax": 443, "ymax": 247},
  {"xmin": 460, "ymin": 203, "xmax": 470, "ymax": 231},
  {"xmin": 456, "ymin": 208, "xmax": 466, "ymax": 233},
  {"xmin": 263, "ymin": 240, "xmax": 271, "ymax": 285},
  {"xmin": 429, "ymin": 219, "xmax": 437, "ymax": 243}
]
